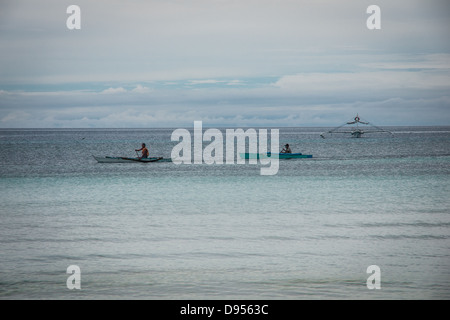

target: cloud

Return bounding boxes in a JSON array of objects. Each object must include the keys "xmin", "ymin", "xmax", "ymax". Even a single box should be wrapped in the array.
[
  {"xmin": 272, "ymin": 70, "xmax": 450, "ymax": 99},
  {"xmin": 1, "ymin": 110, "xmax": 32, "ymax": 123},
  {"xmin": 2, "ymin": 0, "xmax": 449, "ymax": 86},
  {"xmin": 99, "ymin": 85, "xmax": 151, "ymax": 94},
  {"xmin": 361, "ymin": 54, "xmax": 450, "ymax": 71},
  {"xmin": 101, "ymin": 87, "xmax": 127, "ymax": 94},
  {"xmin": 1, "ymin": 75, "xmax": 449, "ymax": 128},
  {"xmin": 186, "ymin": 79, "xmax": 246, "ymax": 87},
  {"xmin": 226, "ymin": 80, "xmax": 245, "ymax": 86},
  {"xmin": 131, "ymin": 85, "xmax": 151, "ymax": 93},
  {"xmin": 0, "ymin": 1, "xmax": 449, "ymax": 127},
  {"xmin": 188, "ymin": 80, "xmax": 225, "ymax": 85}
]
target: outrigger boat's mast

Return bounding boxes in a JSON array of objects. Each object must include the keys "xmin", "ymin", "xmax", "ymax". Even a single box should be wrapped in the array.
[{"xmin": 320, "ymin": 114, "xmax": 392, "ymax": 138}]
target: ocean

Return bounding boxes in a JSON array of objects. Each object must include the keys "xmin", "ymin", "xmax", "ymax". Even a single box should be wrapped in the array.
[{"xmin": 0, "ymin": 126, "xmax": 449, "ymax": 300}]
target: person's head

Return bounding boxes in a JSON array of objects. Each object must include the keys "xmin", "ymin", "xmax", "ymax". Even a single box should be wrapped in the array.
[
  {"xmin": 142, "ymin": 143, "xmax": 146, "ymax": 147},
  {"xmin": 285, "ymin": 144, "xmax": 289, "ymax": 147}
]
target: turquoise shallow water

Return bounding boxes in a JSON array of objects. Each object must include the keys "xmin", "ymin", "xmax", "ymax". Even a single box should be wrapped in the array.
[{"xmin": 0, "ymin": 127, "xmax": 449, "ymax": 299}]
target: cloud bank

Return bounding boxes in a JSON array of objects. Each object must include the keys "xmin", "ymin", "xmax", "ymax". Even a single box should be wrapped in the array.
[{"xmin": 0, "ymin": 0, "xmax": 449, "ymax": 127}]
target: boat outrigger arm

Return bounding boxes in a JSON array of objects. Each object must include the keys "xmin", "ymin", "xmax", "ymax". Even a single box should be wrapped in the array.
[{"xmin": 320, "ymin": 114, "xmax": 393, "ymax": 138}]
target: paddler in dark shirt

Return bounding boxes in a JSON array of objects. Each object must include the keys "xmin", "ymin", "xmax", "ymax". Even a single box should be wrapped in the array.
[
  {"xmin": 280, "ymin": 144, "xmax": 292, "ymax": 154},
  {"xmin": 135, "ymin": 143, "xmax": 149, "ymax": 159}
]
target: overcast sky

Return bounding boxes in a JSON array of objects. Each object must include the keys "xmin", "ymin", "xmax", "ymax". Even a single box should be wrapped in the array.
[{"xmin": 1, "ymin": 0, "xmax": 449, "ymax": 128}]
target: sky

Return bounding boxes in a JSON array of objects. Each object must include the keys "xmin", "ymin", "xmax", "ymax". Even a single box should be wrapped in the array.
[{"xmin": 0, "ymin": 0, "xmax": 450, "ymax": 128}]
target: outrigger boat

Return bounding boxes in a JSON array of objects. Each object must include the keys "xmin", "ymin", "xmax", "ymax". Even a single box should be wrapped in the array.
[
  {"xmin": 93, "ymin": 156, "xmax": 171, "ymax": 163},
  {"xmin": 240, "ymin": 152, "xmax": 312, "ymax": 159},
  {"xmin": 320, "ymin": 114, "xmax": 392, "ymax": 138}
]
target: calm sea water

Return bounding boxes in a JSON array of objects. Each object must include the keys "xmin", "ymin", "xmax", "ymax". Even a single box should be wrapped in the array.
[{"xmin": 0, "ymin": 126, "xmax": 449, "ymax": 299}]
